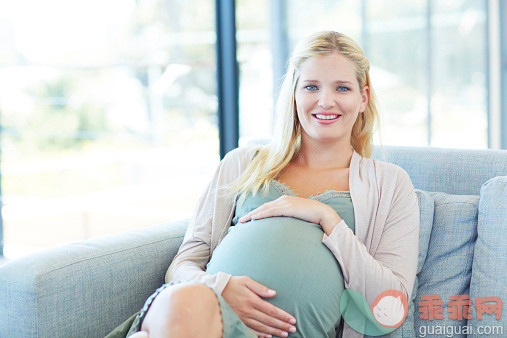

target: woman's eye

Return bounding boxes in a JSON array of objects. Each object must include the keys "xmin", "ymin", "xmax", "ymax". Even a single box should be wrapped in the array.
[
  {"xmin": 305, "ymin": 85, "xmax": 318, "ymax": 91},
  {"xmin": 337, "ymin": 86, "xmax": 350, "ymax": 92}
]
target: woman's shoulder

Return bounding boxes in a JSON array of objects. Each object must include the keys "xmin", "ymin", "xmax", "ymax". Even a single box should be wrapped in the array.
[
  {"xmin": 218, "ymin": 145, "xmax": 263, "ymax": 174},
  {"xmin": 223, "ymin": 145, "xmax": 262, "ymax": 162}
]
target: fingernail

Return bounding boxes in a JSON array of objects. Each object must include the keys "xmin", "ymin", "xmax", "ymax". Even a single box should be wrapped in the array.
[
  {"xmin": 289, "ymin": 318, "xmax": 296, "ymax": 324},
  {"xmin": 289, "ymin": 326, "xmax": 296, "ymax": 333},
  {"xmin": 281, "ymin": 332, "xmax": 288, "ymax": 337},
  {"xmin": 267, "ymin": 289, "xmax": 276, "ymax": 295}
]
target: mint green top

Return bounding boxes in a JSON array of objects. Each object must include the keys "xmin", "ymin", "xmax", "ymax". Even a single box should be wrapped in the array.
[{"xmin": 206, "ymin": 180, "xmax": 355, "ymax": 337}]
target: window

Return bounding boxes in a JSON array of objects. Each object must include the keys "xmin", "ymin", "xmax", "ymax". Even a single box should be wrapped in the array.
[
  {"xmin": 0, "ymin": 0, "xmax": 218, "ymax": 258},
  {"xmin": 236, "ymin": 0, "xmax": 274, "ymax": 146},
  {"xmin": 367, "ymin": 0, "xmax": 488, "ymax": 148}
]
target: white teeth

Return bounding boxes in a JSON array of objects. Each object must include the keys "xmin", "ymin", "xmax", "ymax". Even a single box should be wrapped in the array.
[{"xmin": 315, "ymin": 114, "xmax": 339, "ymax": 120}]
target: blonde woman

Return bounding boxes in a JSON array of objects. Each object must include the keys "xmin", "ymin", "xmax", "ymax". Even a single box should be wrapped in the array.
[{"xmin": 108, "ymin": 31, "xmax": 419, "ymax": 338}]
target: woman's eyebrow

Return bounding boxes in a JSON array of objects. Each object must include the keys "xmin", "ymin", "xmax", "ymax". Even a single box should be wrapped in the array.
[
  {"xmin": 335, "ymin": 80, "xmax": 353, "ymax": 85},
  {"xmin": 302, "ymin": 79, "xmax": 353, "ymax": 84}
]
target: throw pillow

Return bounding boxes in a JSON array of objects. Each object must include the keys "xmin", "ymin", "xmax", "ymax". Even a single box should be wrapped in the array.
[
  {"xmin": 468, "ymin": 176, "xmax": 506, "ymax": 331},
  {"xmin": 414, "ymin": 192, "xmax": 479, "ymax": 337}
]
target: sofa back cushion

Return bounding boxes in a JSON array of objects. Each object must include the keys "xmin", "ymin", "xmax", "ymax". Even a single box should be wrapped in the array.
[
  {"xmin": 468, "ymin": 176, "xmax": 506, "ymax": 330},
  {"xmin": 414, "ymin": 192, "xmax": 479, "ymax": 336},
  {"xmin": 371, "ymin": 146, "xmax": 507, "ymax": 195}
]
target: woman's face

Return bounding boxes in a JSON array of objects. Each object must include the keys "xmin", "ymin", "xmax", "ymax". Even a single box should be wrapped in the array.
[{"xmin": 294, "ymin": 52, "xmax": 369, "ymax": 147}]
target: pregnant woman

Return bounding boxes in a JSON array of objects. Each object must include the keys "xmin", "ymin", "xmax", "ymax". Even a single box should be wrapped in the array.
[{"xmin": 107, "ymin": 30, "xmax": 420, "ymax": 338}]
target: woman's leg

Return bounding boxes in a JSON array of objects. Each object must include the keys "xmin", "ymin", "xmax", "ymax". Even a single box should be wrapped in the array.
[{"xmin": 134, "ymin": 282, "xmax": 223, "ymax": 338}]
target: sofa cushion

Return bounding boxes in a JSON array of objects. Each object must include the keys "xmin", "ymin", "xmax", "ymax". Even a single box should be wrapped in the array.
[
  {"xmin": 387, "ymin": 189, "xmax": 434, "ymax": 337},
  {"xmin": 415, "ymin": 192, "xmax": 479, "ymax": 335},
  {"xmin": 468, "ymin": 176, "xmax": 506, "ymax": 330}
]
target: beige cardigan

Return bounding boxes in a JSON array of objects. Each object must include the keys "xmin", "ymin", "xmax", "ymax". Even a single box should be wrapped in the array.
[{"xmin": 166, "ymin": 146, "xmax": 420, "ymax": 337}]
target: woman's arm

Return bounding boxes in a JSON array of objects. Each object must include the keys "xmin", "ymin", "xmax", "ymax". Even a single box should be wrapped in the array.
[{"xmin": 322, "ymin": 167, "xmax": 420, "ymax": 304}]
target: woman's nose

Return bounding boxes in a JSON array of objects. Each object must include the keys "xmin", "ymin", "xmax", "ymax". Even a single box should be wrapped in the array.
[{"xmin": 317, "ymin": 89, "xmax": 336, "ymax": 109}]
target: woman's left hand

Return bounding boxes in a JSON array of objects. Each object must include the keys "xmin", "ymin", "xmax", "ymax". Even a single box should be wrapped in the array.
[{"xmin": 238, "ymin": 195, "xmax": 342, "ymax": 236}]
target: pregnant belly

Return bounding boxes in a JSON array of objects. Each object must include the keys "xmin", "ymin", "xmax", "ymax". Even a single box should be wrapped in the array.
[{"xmin": 206, "ymin": 217, "xmax": 344, "ymax": 337}]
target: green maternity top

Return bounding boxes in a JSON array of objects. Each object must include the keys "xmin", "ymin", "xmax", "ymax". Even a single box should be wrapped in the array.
[{"xmin": 206, "ymin": 180, "xmax": 355, "ymax": 338}]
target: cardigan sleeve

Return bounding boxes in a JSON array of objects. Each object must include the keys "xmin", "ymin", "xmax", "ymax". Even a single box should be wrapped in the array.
[
  {"xmin": 322, "ymin": 166, "xmax": 420, "ymax": 306},
  {"xmin": 165, "ymin": 147, "xmax": 256, "ymax": 295}
]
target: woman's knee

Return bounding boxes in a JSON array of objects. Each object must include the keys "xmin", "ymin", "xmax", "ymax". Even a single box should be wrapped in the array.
[
  {"xmin": 166, "ymin": 283, "xmax": 219, "ymax": 308},
  {"xmin": 141, "ymin": 283, "xmax": 222, "ymax": 333}
]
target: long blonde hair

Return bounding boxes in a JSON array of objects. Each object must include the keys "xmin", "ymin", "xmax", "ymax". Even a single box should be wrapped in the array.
[{"xmin": 227, "ymin": 31, "xmax": 380, "ymax": 205}]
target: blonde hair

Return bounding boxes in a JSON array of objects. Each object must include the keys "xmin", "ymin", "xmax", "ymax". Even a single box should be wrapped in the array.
[{"xmin": 227, "ymin": 31, "xmax": 380, "ymax": 205}]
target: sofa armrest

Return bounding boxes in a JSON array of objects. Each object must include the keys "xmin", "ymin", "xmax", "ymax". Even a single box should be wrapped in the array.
[{"xmin": 0, "ymin": 220, "xmax": 188, "ymax": 338}]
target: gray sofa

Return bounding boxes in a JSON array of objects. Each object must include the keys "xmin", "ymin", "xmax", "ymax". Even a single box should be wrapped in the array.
[{"xmin": 0, "ymin": 145, "xmax": 506, "ymax": 337}]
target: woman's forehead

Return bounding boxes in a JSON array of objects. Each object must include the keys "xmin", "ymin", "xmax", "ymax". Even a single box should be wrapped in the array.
[{"xmin": 298, "ymin": 53, "xmax": 358, "ymax": 83}]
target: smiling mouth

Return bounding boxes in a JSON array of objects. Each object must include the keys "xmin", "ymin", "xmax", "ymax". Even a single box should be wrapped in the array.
[{"xmin": 312, "ymin": 114, "xmax": 342, "ymax": 120}]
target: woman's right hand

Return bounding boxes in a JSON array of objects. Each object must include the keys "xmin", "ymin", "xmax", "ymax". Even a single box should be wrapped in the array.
[{"xmin": 221, "ymin": 276, "xmax": 297, "ymax": 338}]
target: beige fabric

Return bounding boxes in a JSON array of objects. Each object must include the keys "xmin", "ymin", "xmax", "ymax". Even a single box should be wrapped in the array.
[{"xmin": 166, "ymin": 146, "xmax": 420, "ymax": 337}]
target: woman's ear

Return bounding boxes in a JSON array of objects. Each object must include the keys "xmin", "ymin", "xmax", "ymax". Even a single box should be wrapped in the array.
[{"xmin": 359, "ymin": 86, "xmax": 370, "ymax": 113}]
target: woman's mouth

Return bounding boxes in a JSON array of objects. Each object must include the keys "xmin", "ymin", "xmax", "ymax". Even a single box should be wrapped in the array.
[{"xmin": 311, "ymin": 114, "xmax": 341, "ymax": 124}]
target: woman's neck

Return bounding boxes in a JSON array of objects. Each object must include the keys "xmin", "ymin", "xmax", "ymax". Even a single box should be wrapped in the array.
[{"xmin": 294, "ymin": 138, "xmax": 353, "ymax": 170}]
